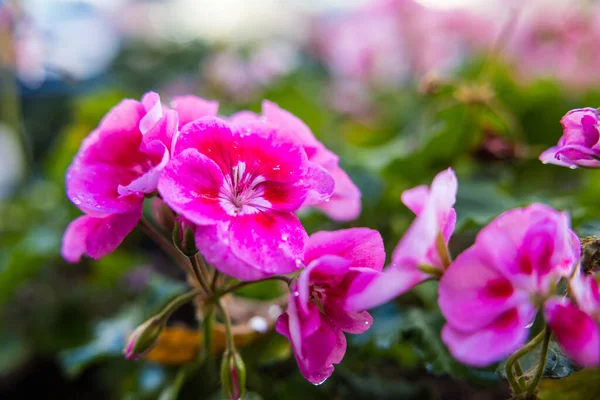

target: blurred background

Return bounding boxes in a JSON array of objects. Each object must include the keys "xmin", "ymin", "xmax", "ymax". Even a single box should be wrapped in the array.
[{"xmin": 2, "ymin": 0, "xmax": 600, "ymax": 398}]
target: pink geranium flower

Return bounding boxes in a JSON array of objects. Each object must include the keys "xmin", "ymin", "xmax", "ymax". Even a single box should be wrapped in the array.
[
  {"xmin": 346, "ymin": 168, "xmax": 457, "ymax": 312},
  {"xmin": 62, "ymin": 93, "xmax": 218, "ymax": 262},
  {"xmin": 230, "ymin": 101, "xmax": 361, "ymax": 221},
  {"xmin": 276, "ymin": 228, "xmax": 385, "ymax": 384},
  {"xmin": 439, "ymin": 204, "xmax": 580, "ymax": 366},
  {"xmin": 540, "ymin": 108, "xmax": 600, "ymax": 168},
  {"xmin": 158, "ymin": 117, "xmax": 334, "ymax": 280},
  {"xmin": 545, "ymin": 269, "xmax": 600, "ymax": 367}
]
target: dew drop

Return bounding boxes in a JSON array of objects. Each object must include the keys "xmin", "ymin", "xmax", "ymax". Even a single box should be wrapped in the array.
[
  {"xmin": 541, "ymin": 161, "xmax": 548, "ymax": 165},
  {"xmin": 281, "ymin": 233, "xmax": 289, "ymax": 241},
  {"xmin": 273, "ymin": 165, "xmax": 281, "ymax": 171},
  {"xmin": 324, "ymin": 198, "xmax": 330, "ymax": 202},
  {"xmin": 569, "ymin": 165, "xmax": 577, "ymax": 170},
  {"xmin": 313, "ymin": 377, "xmax": 328, "ymax": 386},
  {"xmin": 524, "ymin": 321, "xmax": 534, "ymax": 329},
  {"xmin": 364, "ymin": 320, "xmax": 370, "ymax": 325},
  {"xmin": 72, "ymin": 197, "xmax": 82, "ymax": 205},
  {"xmin": 293, "ymin": 291, "xmax": 300, "ymax": 297}
]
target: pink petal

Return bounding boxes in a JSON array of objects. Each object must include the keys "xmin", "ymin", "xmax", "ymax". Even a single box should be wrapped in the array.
[
  {"xmin": 118, "ymin": 142, "xmax": 169, "ymax": 196},
  {"xmin": 441, "ymin": 307, "xmax": 534, "ymax": 367},
  {"xmin": 545, "ymin": 298, "xmax": 600, "ymax": 367},
  {"xmin": 539, "ymin": 146, "xmax": 575, "ymax": 167},
  {"xmin": 429, "ymin": 167, "xmax": 458, "ymax": 241},
  {"xmin": 439, "ymin": 245, "xmax": 528, "ymax": 331},
  {"xmin": 61, "ymin": 208, "xmax": 142, "ymax": 262},
  {"xmin": 157, "ymin": 148, "xmax": 225, "ymax": 226},
  {"xmin": 345, "ymin": 266, "xmax": 425, "ymax": 312},
  {"xmin": 229, "ymin": 212, "xmax": 307, "ymax": 275},
  {"xmin": 298, "ymin": 255, "xmax": 351, "ymax": 313},
  {"xmin": 401, "ymin": 184, "xmax": 429, "ymax": 215},
  {"xmin": 570, "ymin": 269, "xmax": 600, "ymax": 316},
  {"xmin": 262, "ymin": 100, "xmax": 323, "ymax": 151},
  {"xmin": 302, "ymin": 162, "xmax": 335, "ymax": 206},
  {"xmin": 229, "ymin": 110, "xmax": 261, "ymax": 125},
  {"xmin": 142, "ymin": 109, "xmax": 178, "ymax": 155},
  {"xmin": 276, "ymin": 304, "xmax": 346, "ymax": 385},
  {"xmin": 67, "ymin": 163, "xmax": 144, "ymax": 215},
  {"xmin": 170, "ymin": 95, "xmax": 219, "ymax": 127},
  {"xmin": 140, "ymin": 91, "xmax": 163, "ymax": 135},
  {"xmin": 304, "ymin": 228, "xmax": 385, "ymax": 271},
  {"xmin": 96, "ymin": 99, "xmax": 146, "ymax": 137},
  {"xmin": 313, "ymin": 166, "xmax": 362, "ymax": 221},
  {"xmin": 324, "ymin": 296, "xmax": 373, "ymax": 334},
  {"xmin": 194, "ymin": 224, "xmax": 272, "ymax": 281}
]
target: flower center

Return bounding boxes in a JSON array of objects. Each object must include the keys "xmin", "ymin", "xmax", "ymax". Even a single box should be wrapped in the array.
[{"xmin": 219, "ymin": 162, "xmax": 270, "ymax": 216}]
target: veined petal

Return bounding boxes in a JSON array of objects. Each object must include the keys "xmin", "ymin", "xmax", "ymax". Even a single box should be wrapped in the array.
[
  {"xmin": 157, "ymin": 148, "xmax": 225, "ymax": 226},
  {"xmin": 229, "ymin": 212, "xmax": 307, "ymax": 275}
]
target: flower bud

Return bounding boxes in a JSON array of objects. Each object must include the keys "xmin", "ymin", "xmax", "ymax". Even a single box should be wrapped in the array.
[
  {"xmin": 220, "ymin": 349, "xmax": 246, "ymax": 400},
  {"xmin": 172, "ymin": 216, "xmax": 197, "ymax": 256},
  {"xmin": 124, "ymin": 317, "xmax": 165, "ymax": 360}
]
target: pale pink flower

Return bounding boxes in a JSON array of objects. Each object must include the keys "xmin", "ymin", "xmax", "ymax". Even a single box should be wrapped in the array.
[
  {"xmin": 540, "ymin": 108, "xmax": 600, "ymax": 168},
  {"xmin": 230, "ymin": 101, "xmax": 361, "ymax": 221},
  {"xmin": 439, "ymin": 204, "xmax": 580, "ymax": 366},
  {"xmin": 158, "ymin": 117, "xmax": 334, "ymax": 280},
  {"xmin": 545, "ymin": 269, "xmax": 600, "ymax": 367},
  {"xmin": 62, "ymin": 93, "xmax": 218, "ymax": 262},
  {"xmin": 276, "ymin": 228, "xmax": 385, "ymax": 384},
  {"xmin": 346, "ymin": 168, "xmax": 457, "ymax": 312}
]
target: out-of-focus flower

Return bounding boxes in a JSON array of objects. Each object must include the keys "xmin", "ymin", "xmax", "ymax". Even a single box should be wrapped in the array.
[
  {"xmin": 62, "ymin": 93, "xmax": 218, "ymax": 262},
  {"xmin": 540, "ymin": 108, "xmax": 600, "ymax": 168},
  {"xmin": 346, "ymin": 168, "xmax": 457, "ymax": 312},
  {"xmin": 545, "ymin": 269, "xmax": 600, "ymax": 367},
  {"xmin": 231, "ymin": 101, "xmax": 361, "ymax": 221},
  {"xmin": 276, "ymin": 228, "xmax": 385, "ymax": 384},
  {"xmin": 507, "ymin": 1, "xmax": 600, "ymax": 89},
  {"xmin": 314, "ymin": 0, "xmax": 497, "ymax": 88},
  {"xmin": 158, "ymin": 116, "xmax": 333, "ymax": 281},
  {"xmin": 439, "ymin": 204, "xmax": 580, "ymax": 366},
  {"xmin": 204, "ymin": 41, "xmax": 299, "ymax": 102}
]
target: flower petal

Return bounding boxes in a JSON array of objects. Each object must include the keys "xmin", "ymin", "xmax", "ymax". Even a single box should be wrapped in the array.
[
  {"xmin": 304, "ymin": 228, "xmax": 385, "ymax": 271},
  {"xmin": 297, "ymin": 255, "xmax": 351, "ymax": 313},
  {"xmin": 439, "ymin": 245, "xmax": 528, "ymax": 332},
  {"xmin": 157, "ymin": 148, "xmax": 225, "ymax": 226},
  {"xmin": 313, "ymin": 165, "xmax": 361, "ymax": 221},
  {"xmin": 441, "ymin": 306, "xmax": 534, "ymax": 367},
  {"xmin": 170, "ymin": 95, "xmax": 219, "ymax": 127},
  {"xmin": 61, "ymin": 208, "xmax": 142, "ymax": 262},
  {"xmin": 229, "ymin": 212, "xmax": 307, "ymax": 275},
  {"xmin": 545, "ymin": 298, "xmax": 600, "ymax": 367}
]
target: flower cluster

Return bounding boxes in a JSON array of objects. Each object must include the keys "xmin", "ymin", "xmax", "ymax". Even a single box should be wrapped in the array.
[
  {"xmin": 62, "ymin": 90, "xmax": 600, "ymax": 393},
  {"xmin": 62, "ymin": 92, "xmax": 361, "ymax": 280}
]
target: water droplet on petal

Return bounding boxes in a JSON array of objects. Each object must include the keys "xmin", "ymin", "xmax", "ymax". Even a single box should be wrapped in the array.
[
  {"xmin": 524, "ymin": 321, "xmax": 534, "ymax": 329},
  {"xmin": 281, "ymin": 233, "xmax": 289, "ymax": 241},
  {"xmin": 293, "ymin": 291, "xmax": 299, "ymax": 297},
  {"xmin": 324, "ymin": 198, "xmax": 330, "ymax": 202},
  {"xmin": 313, "ymin": 377, "xmax": 328, "ymax": 386},
  {"xmin": 541, "ymin": 161, "xmax": 548, "ymax": 165},
  {"xmin": 569, "ymin": 165, "xmax": 577, "ymax": 170},
  {"xmin": 365, "ymin": 320, "xmax": 370, "ymax": 325}
]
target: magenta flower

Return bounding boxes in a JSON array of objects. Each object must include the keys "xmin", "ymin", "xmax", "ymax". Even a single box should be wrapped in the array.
[
  {"xmin": 158, "ymin": 117, "xmax": 334, "ymax": 280},
  {"xmin": 276, "ymin": 228, "xmax": 385, "ymax": 384},
  {"xmin": 438, "ymin": 204, "xmax": 580, "ymax": 366},
  {"xmin": 346, "ymin": 168, "xmax": 457, "ymax": 312},
  {"xmin": 545, "ymin": 269, "xmax": 600, "ymax": 367},
  {"xmin": 231, "ymin": 101, "xmax": 360, "ymax": 221},
  {"xmin": 62, "ymin": 93, "xmax": 218, "ymax": 262},
  {"xmin": 540, "ymin": 108, "xmax": 600, "ymax": 168}
]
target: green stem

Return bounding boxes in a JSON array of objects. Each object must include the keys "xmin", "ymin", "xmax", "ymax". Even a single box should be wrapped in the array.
[
  {"xmin": 222, "ymin": 275, "xmax": 292, "ymax": 295},
  {"xmin": 156, "ymin": 288, "xmax": 203, "ymax": 321},
  {"xmin": 218, "ymin": 300, "xmax": 235, "ymax": 351},
  {"xmin": 514, "ymin": 360, "xmax": 526, "ymax": 392},
  {"xmin": 189, "ymin": 255, "xmax": 212, "ymax": 295},
  {"xmin": 139, "ymin": 218, "xmax": 188, "ymax": 267},
  {"xmin": 211, "ymin": 270, "xmax": 221, "ymax": 291},
  {"xmin": 203, "ymin": 304, "xmax": 216, "ymax": 382},
  {"xmin": 436, "ymin": 233, "xmax": 452, "ymax": 269},
  {"xmin": 527, "ymin": 325, "xmax": 552, "ymax": 397},
  {"xmin": 505, "ymin": 330, "xmax": 545, "ymax": 395}
]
